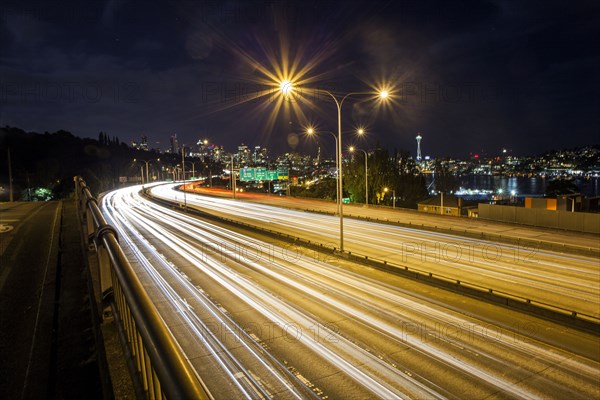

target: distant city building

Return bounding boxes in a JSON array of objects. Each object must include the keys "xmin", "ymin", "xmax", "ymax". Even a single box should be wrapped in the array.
[
  {"xmin": 211, "ymin": 145, "xmax": 224, "ymax": 162},
  {"xmin": 193, "ymin": 138, "xmax": 211, "ymax": 158},
  {"xmin": 237, "ymin": 144, "xmax": 251, "ymax": 166},
  {"xmin": 131, "ymin": 135, "xmax": 149, "ymax": 151},
  {"xmin": 253, "ymin": 146, "xmax": 269, "ymax": 166},
  {"xmin": 416, "ymin": 134, "xmax": 422, "ymax": 161},
  {"xmin": 170, "ymin": 134, "xmax": 179, "ymax": 154}
]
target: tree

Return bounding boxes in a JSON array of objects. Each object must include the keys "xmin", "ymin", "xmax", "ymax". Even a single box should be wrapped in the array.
[
  {"xmin": 545, "ymin": 179, "xmax": 580, "ymax": 197},
  {"xmin": 291, "ymin": 178, "xmax": 337, "ymax": 200},
  {"xmin": 393, "ymin": 150, "xmax": 428, "ymax": 208},
  {"xmin": 345, "ymin": 146, "xmax": 427, "ymax": 208},
  {"xmin": 434, "ymin": 158, "xmax": 459, "ymax": 194},
  {"xmin": 346, "ymin": 146, "xmax": 393, "ymax": 204}
]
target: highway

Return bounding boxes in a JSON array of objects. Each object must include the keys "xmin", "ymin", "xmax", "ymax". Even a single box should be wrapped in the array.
[
  {"xmin": 101, "ymin": 184, "xmax": 600, "ymax": 399},
  {"xmin": 150, "ymin": 184, "xmax": 600, "ymax": 319}
]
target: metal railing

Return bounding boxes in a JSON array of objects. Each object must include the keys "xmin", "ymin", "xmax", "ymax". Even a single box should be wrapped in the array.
[{"xmin": 74, "ymin": 177, "xmax": 212, "ymax": 400}]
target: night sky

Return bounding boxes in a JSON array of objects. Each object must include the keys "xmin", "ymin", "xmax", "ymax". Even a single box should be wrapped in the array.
[{"xmin": 1, "ymin": 0, "xmax": 598, "ymax": 158}]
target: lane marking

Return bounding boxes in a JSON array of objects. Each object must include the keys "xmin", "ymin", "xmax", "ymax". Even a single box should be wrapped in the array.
[
  {"xmin": 0, "ymin": 236, "xmax": 15, "ymax": 289},
  {"xmin": 0, "ymin": 224, "xmax": 14, "ymax": 233}
]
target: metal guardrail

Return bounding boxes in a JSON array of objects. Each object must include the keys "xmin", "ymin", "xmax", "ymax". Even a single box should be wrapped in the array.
[{"xmin": 74, "ymin": 177, "xmax": 212, "ymax": 400}]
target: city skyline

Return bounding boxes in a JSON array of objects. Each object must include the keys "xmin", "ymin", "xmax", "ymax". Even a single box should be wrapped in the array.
[{"xmin": 1, "ymin": 1, "xmax": 598, "ymax": 157}]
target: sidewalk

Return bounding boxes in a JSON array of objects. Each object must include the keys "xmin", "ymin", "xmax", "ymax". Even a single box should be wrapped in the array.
[{"xmin": 0, "ymin": 200, "xmax": 107, "ymax": 399}]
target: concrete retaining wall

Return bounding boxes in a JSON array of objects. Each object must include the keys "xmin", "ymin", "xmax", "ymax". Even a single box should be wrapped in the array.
[{"xmin": 479, "ymin": 204, "xmax": 600, "ymax": 234}]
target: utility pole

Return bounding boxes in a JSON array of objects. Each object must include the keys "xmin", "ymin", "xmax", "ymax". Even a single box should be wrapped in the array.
[
  {"xmin": 7, "ymin": 148, "xmax": 14, "ymax": 202},
  {"xmin": 230, "ymin": 157, "xmax": 236, "ymax": 199},
  {"xmin": 182, "ymin": 145, "xmax": 187, "ymax": 209}
]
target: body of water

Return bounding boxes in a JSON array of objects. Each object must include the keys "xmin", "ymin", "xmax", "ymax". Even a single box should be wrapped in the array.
[{"xmin": 425, "ymin": 175, "xmax": 599, "ymax": 199}]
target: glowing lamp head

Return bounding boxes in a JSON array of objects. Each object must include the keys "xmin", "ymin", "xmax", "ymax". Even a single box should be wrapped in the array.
[
  {"xmin": 379, "ymin": 90, "xmax": 389, "ymax": 99},
  {"xmin": 280, "ymin": 80, "xmax": 294, "ymax": 96},
  {"xmin": 306, "ymin": 127, "xmax": 315, "ymax": 135},
  {"xmin": 357, "ymin": 128, "xmax": 365, "ymax": 135},
  {"xmin": 349, "ymin": 146, "xmax": 355, "ymax": 152}
]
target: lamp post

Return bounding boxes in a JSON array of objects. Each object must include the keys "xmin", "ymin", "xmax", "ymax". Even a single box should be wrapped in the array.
[
  {"xmin": 134, "ymin": 158, "xmax": 160, "ymax": 185},
  {"xmin": 145, "ymin": 160, "xmax": 150, "ymax": 184},
  {"xmin": 214, "ymin": 150, "xmax": 236, "ymax": 198},
  {"xmin": 281, "ymin": 82, "xmax": 388, "ymax": 252},
  {"xmin": 181, "ymin": 146, "xmax": 187, "ymax": 210},
  {"xmin": 183, "ymin": 160, "xmax": 201, "ymax": 180},
  {"xmin": 349, "ymin": 146, "xmax": 368, "ymax": 208},
  {"xmin": 7, "ymin": 148, "xmax": 13, "ymax": 202},
  {"xmin": 133, "ymin": 158, "xmax": 148, "ymax": 184},
  {"xmin": 384, "ymin": 187, "xmax": 395, "ymax": 208},
  {"xmin": 231, "ymin": 156, "xmax": 236, "ymax": 199}
]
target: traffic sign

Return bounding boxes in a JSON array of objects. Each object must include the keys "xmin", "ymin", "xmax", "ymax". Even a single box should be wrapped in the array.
[
  {"xmin": 240, "ymin": 168, "xmax": 256, "ymax": 181},
  {"xmin": 239, "ymin": 167, "xmax": 288, "ymax": 181},
  {"xmin": 255, "ymin": 168, "xmax": 267, "ymax": 180},
  {"xmin": 277, "ymin": 167, "xmax": 289, "ymax": 180}
]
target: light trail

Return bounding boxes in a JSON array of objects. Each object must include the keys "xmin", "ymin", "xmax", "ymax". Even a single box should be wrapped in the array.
[
  {"xmin": 109, "ymin": 189, "xmax": 427, "ymax": 399},
  {"xmin": 149, "ymin": 184, "xmax": 600, "ymax": 317},
  {"xmin": 102, "ymin": 188, "xmax": 312, "ymax": 399},
  {"xmin": 99, "ymin": 184, "xmax": 600, "ymax": 399},
  {"xmin": 138, "ymin": 191, "xmax": 596, "ymax": 399}
]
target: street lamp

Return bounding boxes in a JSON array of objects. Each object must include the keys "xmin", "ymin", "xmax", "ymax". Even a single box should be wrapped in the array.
[
  {"xmin": 134, "ymin": 158, "xmax": 160, "ymax": 185},
  {"xmin": 181, "ymin": 146, "xmax": 187, "ymax": 210},
  {"xmin": 184, "ymin": 160, "xmax": 201, "ymax": 180},
  {"xmin": 349, "ymin": 146, "xmax": 369, "ymax": 208},
  {"xmin": 384, "ymin": 187, "xmax": 395, "ymax": 209},
  {"xmin": 216, "ymin": 150, "xmax": 237, "ymax": 199},
  {"xmin": 230, "ymin": 155, "xmax": 236, "ymax": 199},
  {"xmin": 282, "ymin": 83, "xmax": 389, "ymax": 251},
  {"xmin": 134, "ymin": 158, "xmax": 148, "ymax": 184}
]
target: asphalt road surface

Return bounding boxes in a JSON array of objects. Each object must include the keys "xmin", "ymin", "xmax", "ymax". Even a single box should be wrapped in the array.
[
  {"xmin": 151, "ymin": 184, "xmax": 600, "ymax": 320},
  {"xmin": 101, "ymin": 185, "xmax": 600, "ymax": 399},
  {"xmin": 0, "ymin": 201, "xmax": 103, "ymax": 400},
  {"xmin": 0, "ymin": 202, "xmax": 62, "ymax": 399}
]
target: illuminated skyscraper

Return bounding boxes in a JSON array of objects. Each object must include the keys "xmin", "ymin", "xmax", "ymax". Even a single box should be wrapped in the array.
[{"xmin": 170, "ymin": 134, "xmax": 179, "ymax": 154}]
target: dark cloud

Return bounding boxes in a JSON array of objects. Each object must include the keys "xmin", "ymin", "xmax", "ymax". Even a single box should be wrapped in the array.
[{"xmin": 1, "ymin": 0, "xmax": 598, "ymax": 157}]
